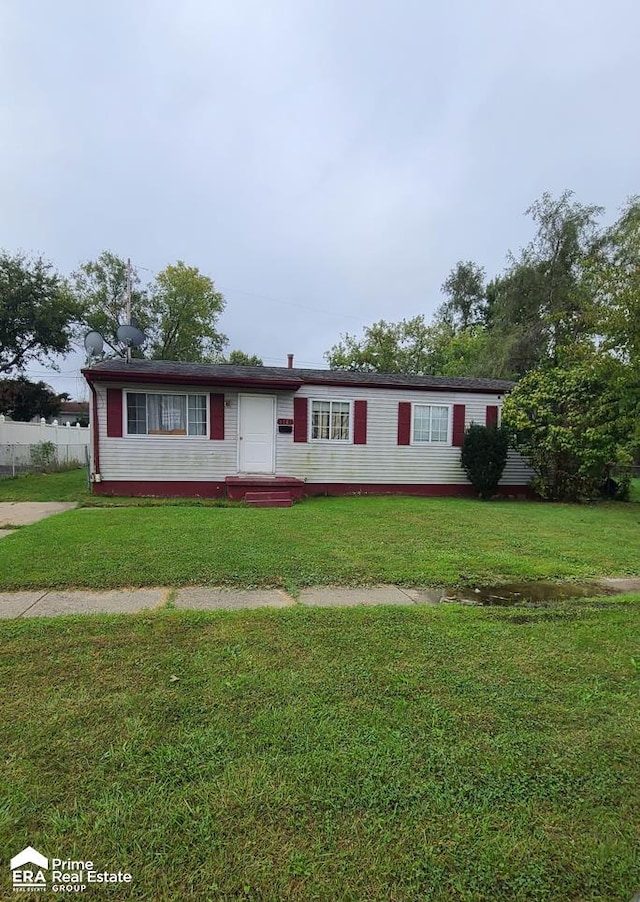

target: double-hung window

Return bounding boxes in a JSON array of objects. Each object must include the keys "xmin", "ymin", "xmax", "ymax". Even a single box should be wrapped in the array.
[
  {"xmin": 310, "ymin": 400, "xmax": 351, "ymax": 441},
  {"xmin": 412, "ymin": 404, "xmax": 449, "ymax": 443},
  {"xmin": 126, "ymin": 392, "xmax": 207, "ymax": 436}
]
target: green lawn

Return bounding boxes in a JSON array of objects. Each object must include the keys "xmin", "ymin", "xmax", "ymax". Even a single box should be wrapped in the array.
[
  {"xmin": 0, "ymin": 467, "xmax": 237, "ymax": 507},
  {"xmin": 0, "ymin": 467, "xmax": 89, "ymax": 501},
  {"xmin": 2, "ymin": 602, "xmax": 639, "ymax": 901},
  {"xmin": 0, "ymin": 493, "xmax": 638, "ymax": 591}
]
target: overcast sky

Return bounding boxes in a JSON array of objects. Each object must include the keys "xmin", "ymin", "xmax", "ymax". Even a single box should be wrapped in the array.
[{"xmin": 1, "ymin": 0, "xmax": 638, "ymax": 399}]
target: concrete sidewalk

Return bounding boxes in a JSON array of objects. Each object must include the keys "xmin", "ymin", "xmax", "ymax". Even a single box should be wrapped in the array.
[
  {"xmin": 0, "ymin": 502, "xmax": 77, "ymax": 540},
  {"xmin": 0, "ymin": 584, "xmax": 429, "ymax": 618},
  {"xmin": 0, "ymin": 579, "xmax": 638, "ymax": 619}
]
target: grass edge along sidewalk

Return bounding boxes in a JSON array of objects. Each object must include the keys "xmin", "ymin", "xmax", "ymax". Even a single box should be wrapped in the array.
[{"xmin": 3, "ymin": 582, "xmax": 640, "ymax": 618}]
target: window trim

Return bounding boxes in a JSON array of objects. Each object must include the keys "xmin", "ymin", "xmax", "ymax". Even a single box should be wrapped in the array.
[
  {"xmin": 410, "ymin": 402, "xmax": 452, "ymax": 445},
  {"xmin": 124, "ymin": 389, "xmax": 209, "ymax": 439},
  {"xmin": 308, "ymin": 398, "xmax": 353, "ymax": 443}
]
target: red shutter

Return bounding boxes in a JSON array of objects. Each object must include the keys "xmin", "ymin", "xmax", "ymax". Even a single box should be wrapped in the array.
[
  {"xmin": 486, "ymin": 405, "xmax": 498, "ymax": 428},
  {"xmin": 397, "ymin": 402, "xmax": 411, "ymax": 445},
  {"xmin": 353, "ymin": 400, "xmax": 367, "ymax": 444},
  {"xmin": 452, "ymin": 404, "xmax": 466, "ymax": 447},
  {"xmin": 210, "ymin": 393, "xmax": 225, "ymax": 440},
  {"xmin": 293, "ymin": 396, "xmax": 308, "ymax": 442},
  {"xmin": 106, "ymin": 388, "xmax": 123, "ymax": 438}
]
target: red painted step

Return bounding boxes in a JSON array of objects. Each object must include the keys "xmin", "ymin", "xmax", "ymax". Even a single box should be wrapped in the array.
[
  {"xmin": 244, "ymin": 491, "xmax": 292, "ymax": 503},
  {"xmin": 244, "ymin": 490, "xmax": 293, "ymax": 508}
]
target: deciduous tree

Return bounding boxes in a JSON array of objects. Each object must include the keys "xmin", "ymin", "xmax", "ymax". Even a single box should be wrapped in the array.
[
  {"xmin": 325, "ymin": 316, "xmax": 436, "ymax": 374},
  {"xmin": 485, "ymin": 191, "xmax": 602, "ymax": 377},
  {"xmin": 439, "ymin": 261, "xmax": 487, "ymax": 329},
  {"xmin": 501, "ymin": 352, "xmax": 632, "ymax": 501},
  {"xmin": 72, "ymin": 251, "xmax": 149, "ymax": 346},
  {"xmin": 0, "ymin": 251, "xmax": 79, "ymax": 374},
  {"xmin": 74, "ymin": 254, "xmax": 228, "ymax": 364},
  {"xmin": 147, "ymin": 262, "xmax": 227, "ymax": 362},
  {"xmin": 0, "ymin": 378, "xmax": 69, "ymax": 421},
  {"xmin": 225, "ymin": 350, "xmax": 263, "ymax": 366}
]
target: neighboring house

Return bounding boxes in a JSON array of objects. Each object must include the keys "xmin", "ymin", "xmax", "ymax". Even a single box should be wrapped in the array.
[
  {"xmin": 81, "ymin": 359, "xmax": 533, "ymax": 499},
  {"xmin": 44, "ymin": 401, "xmax": 90, "ymax": 426},
  {"xmin": 59, "ymin": 400, "xmax": 89, "ymax": 426}
]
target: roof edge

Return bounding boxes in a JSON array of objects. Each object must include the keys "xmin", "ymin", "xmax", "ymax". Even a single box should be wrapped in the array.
[
  {"xmin": 81, "ymin": 368, "xmax": 304, "ymax": 390},
  {"xmin": 82, "ymin": 367, "xmax": 512, "ymax": 394},
  {"xmin": 300, "ymin": 376, "xmax": 512, "ymax": 394}
]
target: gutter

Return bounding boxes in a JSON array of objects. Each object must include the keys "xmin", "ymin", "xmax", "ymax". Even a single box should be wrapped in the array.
[
  {"xmin": 87, "ymin": 381, "xmax": 101, "ymax": 482},
  {"xmin": 81, "ymin": 368, "xmax": 303, "ymax": 391}
]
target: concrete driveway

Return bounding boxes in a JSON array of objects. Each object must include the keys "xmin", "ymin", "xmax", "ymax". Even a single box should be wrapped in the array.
[{"xmin": 0, "ymin": 502, "xmax": 77, "ymax": 538}]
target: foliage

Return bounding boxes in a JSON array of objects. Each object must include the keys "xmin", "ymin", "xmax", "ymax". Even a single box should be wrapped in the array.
[
  {"xmin": 502, "ymin": 354, "xmax": 632, "ymax": 501},
  {"xmin": 147, "ymin": 261, "xmax": 227, "ymax": 362},
  {"xmin": 0, "ymin": 251, "xmax": 79, "ymax": 375},
  {"xmin": 585, "ymin": 197, "xmax": 640, "ymax": 454},
  {"xmin": 424, "ymin": 320, "xmax": 491, "ymax": 377},
  {"xmin": 324, "ymin": 191, "xmax": 604, "ymax": 381},
  {"xmin": 590, "ymin": 197, "xmax": 640, "ymax": 367},
  {"xmin": 484, "ymin": 191, "xmax": 603, "ymax": 378},
  {"xmin": 325, "ymin": 316, "xmax": 434, "ymax": 373},
  {"xmin": 225, "ymin": 350, "xmax": 263, "ymax": 366},
  {"xmin": 460, "ymin": 424, "xmax": 510, "ymax": 498},
  {"xmin": 326, "ymin": 314, "xmax": 492, "ymax": 378},
  {"xmin": 72, "ymin": 251, "xmax": 150, "ymax": 348},
  {"xmin": 439, "ymin": 260, "xmax": 487, "ymax": 329},
  {"xmin": 74, "ymin": 253, "xmax": 228, "ymax": 364},
  {"xmin": 0, "ymin": 378, "xmax": 69, "ymax": 421},
  {"xmin": 29, "ymin": 441, "xmax": 57, "ymax": 472}
]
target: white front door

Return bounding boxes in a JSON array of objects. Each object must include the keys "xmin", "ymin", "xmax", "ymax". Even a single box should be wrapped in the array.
[{"xmin": 238, "ymin": 395, "xmax": 275, "ymax": 473}]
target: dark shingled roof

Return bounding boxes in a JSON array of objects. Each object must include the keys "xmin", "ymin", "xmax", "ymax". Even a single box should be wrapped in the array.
[{"xmin": 82, "ymin": 358, "xmax": 514, "ymax": 394}]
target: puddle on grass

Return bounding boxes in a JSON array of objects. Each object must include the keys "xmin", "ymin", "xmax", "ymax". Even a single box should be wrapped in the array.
[{"xmin": 422, "ymin": 581, "xmax": 618, "ymax": 607}]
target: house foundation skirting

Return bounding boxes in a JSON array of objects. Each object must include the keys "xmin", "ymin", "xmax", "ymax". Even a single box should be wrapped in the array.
[{"xmin": 91, "ymin": 480, "xmax": 536, "ymax": 500}]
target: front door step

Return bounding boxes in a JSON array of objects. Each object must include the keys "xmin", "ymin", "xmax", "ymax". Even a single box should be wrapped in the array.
[
  {"xmin": 245, "ymin": 491, "xmax": 293, "ymax": 508},
  {"xmin": 225, "ymin": 476, "xmax": 305, "ymax": 502}
]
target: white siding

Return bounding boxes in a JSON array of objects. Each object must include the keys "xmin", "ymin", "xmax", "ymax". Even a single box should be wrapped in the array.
[
  {"xmin": 94, "ymin": 381, "xmax": 533, "ymax": 487},
  {"xmin": 277, "ymin": 385, "xmax": 532, "ymax": 486},
  {"xmin": 95, "ymin": 383, "xmax": 239, "ymax": 482}
]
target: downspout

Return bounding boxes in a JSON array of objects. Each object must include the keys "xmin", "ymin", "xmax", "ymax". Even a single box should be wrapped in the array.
[{"xmin": 88, "ymin": 381, "xmax": 101, "ymax": 482}]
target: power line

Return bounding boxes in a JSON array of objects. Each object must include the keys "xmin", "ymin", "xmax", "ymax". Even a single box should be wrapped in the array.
[
  {"xmin": 221, "ymin": 285, "xmax": 365, "ymax": 324},
  {"xmin": 130, "ymin": 260, "xmax": 365, "ymax": 326}
]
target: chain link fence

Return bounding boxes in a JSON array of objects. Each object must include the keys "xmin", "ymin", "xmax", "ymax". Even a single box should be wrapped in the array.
[{"xmin": 0, "ymin": 443, "xmax": 89, "ymax": 479}]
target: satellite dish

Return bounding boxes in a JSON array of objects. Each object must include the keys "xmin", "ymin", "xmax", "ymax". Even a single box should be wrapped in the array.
[
  {"xmin": 116, "ymin": 324, "xmax": 146, "ymax": 348},
  {"xmin": 84, "ymin": 331, "xmax": 104, "ymax": 357}
]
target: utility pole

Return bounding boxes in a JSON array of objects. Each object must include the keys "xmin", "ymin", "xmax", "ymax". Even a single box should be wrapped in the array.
[{"xmin": 125, "ymin": 258, "xmax": 132, "ymax": 363}]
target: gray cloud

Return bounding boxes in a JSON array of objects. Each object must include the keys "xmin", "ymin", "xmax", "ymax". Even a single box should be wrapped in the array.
[{"xmin": 1, "ymin": 0, "xmax": 638, "ymax": 395}]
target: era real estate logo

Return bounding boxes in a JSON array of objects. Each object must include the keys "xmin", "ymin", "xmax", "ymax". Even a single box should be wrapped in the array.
[
  {"xmin": 10, "ymin": 847, "xmax": 48, "ymax": 892},
  {"xmin": 9, "ymin": 846, "xmax": 133, "ymax": 893}
]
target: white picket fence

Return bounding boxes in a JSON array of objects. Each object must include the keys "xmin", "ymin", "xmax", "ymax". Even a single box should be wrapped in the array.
[{"xmin": 0, "ymin": 415, "xmax": 90, "ymax": 477}]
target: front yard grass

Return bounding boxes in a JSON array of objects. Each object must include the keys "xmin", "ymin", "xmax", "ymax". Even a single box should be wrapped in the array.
[
  {"xmin": 2, "ymin": 602, "xmax": 639, "ymax": 901},
  {"xmin": 0, "ymin": 467, "xmax": 89, "ymax": 501},
  {"xmin": 0, "ymin": 493, "xmax": 638, "ymax": 591}
]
